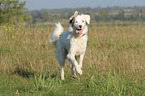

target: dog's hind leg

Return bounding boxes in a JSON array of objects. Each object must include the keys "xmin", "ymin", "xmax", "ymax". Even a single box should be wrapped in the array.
[
  {"xmin": 56, "ymin": 47, "xmax": 67, "ymax": 80},
  {"xmin": 60, "ymin": 67, "xmax": 64, "ymax": 80},
  {"xmin": 57, "ymin": 53, "xmax": 66, "ymax": 80},
  {"xmin": 57, "ymin": 56, "xmax": 66, "ymax": 80}
]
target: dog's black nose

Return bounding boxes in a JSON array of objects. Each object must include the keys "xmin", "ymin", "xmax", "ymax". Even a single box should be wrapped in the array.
[{"xmin": 79, "ymin": 25, "xmax": 82, "ymax": 28}]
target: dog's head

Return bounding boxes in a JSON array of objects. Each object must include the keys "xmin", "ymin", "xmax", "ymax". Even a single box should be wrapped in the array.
[{"xmin": 69, "ymin": 11, "xmax": 90, "ymax": 35}]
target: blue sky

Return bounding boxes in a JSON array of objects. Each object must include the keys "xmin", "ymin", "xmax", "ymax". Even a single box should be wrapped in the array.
[{"xmin": 20, "ymin": 0, "xmax": 145, "ymax": 10}]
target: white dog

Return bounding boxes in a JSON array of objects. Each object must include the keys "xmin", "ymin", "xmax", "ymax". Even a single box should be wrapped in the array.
[{"xmin": 49, "ymin": 11, "xmax": 90, "ymax": 80}]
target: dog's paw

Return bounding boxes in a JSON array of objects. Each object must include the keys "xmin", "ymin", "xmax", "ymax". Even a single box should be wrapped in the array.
[
  {"xmin": 61, "ymin": 77, "xmax": 65, "ymax": 80},
  {"xmin": 72, "ymin": 75, "xmax": 77, "ymax": 78},
  {"xmin": 79, "ymin": 71, "xmax": 82, "ymax": 75},
  {"xmin": 76, "ymin": 67, "xmax": 82, "ymax": 75}
]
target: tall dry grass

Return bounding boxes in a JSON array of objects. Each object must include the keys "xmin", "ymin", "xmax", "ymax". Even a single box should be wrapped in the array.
[{"xmin": 0, "ymin": 22, "xmax": 145, "ymax": 95}]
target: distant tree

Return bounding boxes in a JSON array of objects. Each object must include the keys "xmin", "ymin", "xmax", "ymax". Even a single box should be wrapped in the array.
[
  {"xmin": 26, "ymin": 10, "xmax": 39, "ymax": 23},
  {"xmin": 96, "ymin": 9, "xmax": 109, "ymax": 22},
  {"xmin": 118, "ymin": 10, "xmax": 125, "ymax": 21},
  {"xmin": 52, "ymin": 9, "xmax": 60, "ymax": 20},
  {"xmin": 23, "ymin": 13, "xmax": 33, "ymax": 24},
  {"xmin": 0, "ymin": 0, "xmax": 26, "ymax": 24},
  {"xmin": 137, "ymin": 9, "xmax": 143, "ymax": 21},
  {"xmin": 88, "ymin": 10, "xmax": 95, "ymax": 20},
  {"xmin": 39, "ymin": 9, "xmax": 51, "ymax": 21}
]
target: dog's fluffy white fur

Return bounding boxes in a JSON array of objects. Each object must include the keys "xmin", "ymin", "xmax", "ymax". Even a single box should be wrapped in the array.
[{"xmin": 49, "ymin": 11, "xmax": 90, "ymax": 80}]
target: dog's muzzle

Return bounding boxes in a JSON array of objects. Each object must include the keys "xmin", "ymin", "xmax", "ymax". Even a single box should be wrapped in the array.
[{"xmin": 76, "ymin": 28, "xmax": 83, "ymax": 34}]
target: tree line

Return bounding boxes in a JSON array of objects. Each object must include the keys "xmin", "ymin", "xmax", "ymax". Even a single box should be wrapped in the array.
[
  {"xmin": 27, "ymin": 6, "xmax": 145, "ymax": 23},
  {"xmin": 0, "ymin": 0, "xmax": 145, "ymax": 25}
]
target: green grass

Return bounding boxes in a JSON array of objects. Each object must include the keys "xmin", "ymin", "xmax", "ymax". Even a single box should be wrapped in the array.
[{"xmin": 0, "ymin": 22, "xmax": 145, "ymax": 95}]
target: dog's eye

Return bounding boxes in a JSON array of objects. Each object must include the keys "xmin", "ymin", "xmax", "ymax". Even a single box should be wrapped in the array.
[{"xmin": 75, "ymin": 21, "xmax": 78, "ymax": 23}]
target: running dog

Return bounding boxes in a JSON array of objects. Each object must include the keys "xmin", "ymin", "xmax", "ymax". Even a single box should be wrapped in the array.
[{"xmin": 49, "ymin": 11, "xmax": 90, "ymax": 80}]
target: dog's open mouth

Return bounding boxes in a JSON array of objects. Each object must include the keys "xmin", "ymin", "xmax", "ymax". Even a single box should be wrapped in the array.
[{"xmin": 76, "ymin": 28, "xmax": 83, "ymax": 34}]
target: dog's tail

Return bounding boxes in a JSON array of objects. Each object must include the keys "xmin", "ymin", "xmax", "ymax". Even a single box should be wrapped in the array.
[{"xmin": 49, "ymin": 22, "xmax": 64, "ymax": 47}]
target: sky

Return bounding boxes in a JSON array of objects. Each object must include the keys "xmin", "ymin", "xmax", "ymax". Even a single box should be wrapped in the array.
[{"xmin": 20, "ymin": 0, "xmax": 145, "ymax": 10}]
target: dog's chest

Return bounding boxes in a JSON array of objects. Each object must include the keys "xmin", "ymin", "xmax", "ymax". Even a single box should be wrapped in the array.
[{"xmin": 70, "ymin": 36, "xmax": 87, "ymax": 55}]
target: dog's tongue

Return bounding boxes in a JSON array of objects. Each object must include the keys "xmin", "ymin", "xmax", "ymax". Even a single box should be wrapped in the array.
[{"xmin": 76, "ymin": 29, "xmax": 83, "ymax": 34}]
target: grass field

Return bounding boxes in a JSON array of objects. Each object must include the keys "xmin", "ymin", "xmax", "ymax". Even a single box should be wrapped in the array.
[{"xmin": 0, "ymin": 22, "xmax": 145, "ymax": 95}]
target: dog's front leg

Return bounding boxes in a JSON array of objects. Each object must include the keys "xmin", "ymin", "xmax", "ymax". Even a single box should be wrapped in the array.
[
  {"xmin": 67, "ymin": 53, "xmax": 82, "ymax": 75},
  {"xmin": 79, "ymin": 53, "xmax": 85, "ymax": 69}
]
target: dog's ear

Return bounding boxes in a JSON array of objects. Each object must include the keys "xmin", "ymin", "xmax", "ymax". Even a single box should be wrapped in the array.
[
  {"xmin": 84, "ymin": 15, "xmax": 90, "ymax": 24},
  {"xmin": 69, "ymin": 18, "xmax": 74, "ymax": 25},
  {"xmin": 69, "ymin": 11, "xmax": 78, "ymax": 25}
]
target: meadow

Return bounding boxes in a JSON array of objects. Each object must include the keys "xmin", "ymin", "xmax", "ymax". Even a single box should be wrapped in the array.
[{"xmin": 0, "ymin": 21, "xmax": 145, "ymax": 95}]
